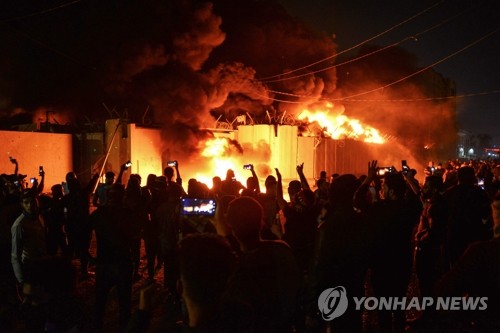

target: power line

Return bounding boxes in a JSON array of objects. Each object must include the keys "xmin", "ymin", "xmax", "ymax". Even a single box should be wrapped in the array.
[
  {"xmin": 258, "ymin": 0, "xmax": 444, "ymax": 81},
  {"xmin": 1, "ymin": 0, "xmax": 82, "ymax": 23},
  {"xmin": 341, "ymin": 89, "xmax": 500, "ymax": 103},
  {"xmin": 260, "ymin": 21, "xmax": 500, "ymax": 105},
  {"xmin": 331, "ymin": 26, "xmax": 500, "ymax": 101},
  {"xmin": 1, "ymin": 22, "xmax": 97, "ymax": 71},
  {"xmin": 266, "ymin": 87, "xmax": 500, "ymax": 103},
  {"xmin": 260, "ymin": 3, "xmax": 473, "ymax": 84}
]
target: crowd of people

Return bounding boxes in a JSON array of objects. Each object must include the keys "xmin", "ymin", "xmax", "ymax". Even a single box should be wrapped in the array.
[{"xmin": 0, "ymin": 156, "xmax": 499, "ymax": 333}]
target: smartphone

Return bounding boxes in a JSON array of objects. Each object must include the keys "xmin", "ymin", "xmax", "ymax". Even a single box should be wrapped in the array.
[
  {"xmin": 167, "ymin": 160, "xmax": 178, "ymax": 167},
  {"xmin": 243, "ymin": 164, "xmax": 252, "ymax": 170},
  {"xmin": 39, "ymin": 166, "xmax": 44, "ymax": 176},
  {"xmin": 181, "ymin": 198, "xmax": 217, "ymax": 217},
  {"xmin": 125, "ymin": 161, "xmax": 132, "ymax": 168},
  {"xmin": 30, "ymin": 178, "xmax": 35, "ymax": 184},
  {"xmin": 401, "ymin": 160, "xmax": 409, "ymax": 175},
  {"xmin": 477, "ymin": 178, "xmax": 485, "ymax": 189},
  {"xmin": 376, "ymin": 166, "xmax": 394, "ymax": 177}
]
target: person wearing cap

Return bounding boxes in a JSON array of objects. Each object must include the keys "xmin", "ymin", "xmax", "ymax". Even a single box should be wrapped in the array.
[{"xmin": 11, "ymin": 189, "xmax": 47, "ymax": 285}]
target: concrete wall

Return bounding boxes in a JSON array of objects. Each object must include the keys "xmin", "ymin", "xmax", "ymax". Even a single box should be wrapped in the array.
[
  {"xmin": 0, "ymin": 130, "xmax": 72, "ymax": 192},
  {"xmin": 130, "ymin": 124, "xmax": 163, "ymax": 183},
  {"xmin": 103, "ymin": 120, "xmax": 163, "ymax": 186}
]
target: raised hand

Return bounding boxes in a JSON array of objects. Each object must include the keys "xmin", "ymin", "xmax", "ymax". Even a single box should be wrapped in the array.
[
  {"xmin": 296, "ymin": 163, "xmax": 304, "ymax": 174},
  {"xmin": 275, "ymin": 168, "xmax": 282, "ymax": 180}
]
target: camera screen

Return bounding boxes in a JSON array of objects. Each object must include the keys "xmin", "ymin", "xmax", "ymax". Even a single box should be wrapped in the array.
[
  {"xmin": 376, "ymin": 167, "xmax": 394, "ymax": 177},
  {"xmin": 181, "ymin": 198, "xmax": 216, "ymax": 216}
]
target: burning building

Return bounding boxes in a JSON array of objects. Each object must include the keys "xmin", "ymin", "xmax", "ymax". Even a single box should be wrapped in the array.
[{"xmin": 100, "ymin": 108, "xmax": 424, "ymax": 189}]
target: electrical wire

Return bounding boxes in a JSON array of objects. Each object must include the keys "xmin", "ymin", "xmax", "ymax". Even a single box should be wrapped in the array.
[
  {"xmin": 331, "ymin": 26, "xmax": 500, "ymax": 101},
  {"xmin": 0, "ymin": 22, "xmax": 97, "ymax": 71},
  {"xmin": 258, "ymin": 22, "xmax": 500, "ymax": 106},
  {"xmin": 258, "ymin": 0, "xmax": 444, "ymax": 81},
  {"xmin": 340, "ymin": 89, "xmax": 500, "ymax": 103},
  {"xmin": 0, "ymin": 0, "xmax": 82, "ymax": 23},
  {"xmin": 260, "ymin": 3, "xmax": 473, "ymax": 84}
]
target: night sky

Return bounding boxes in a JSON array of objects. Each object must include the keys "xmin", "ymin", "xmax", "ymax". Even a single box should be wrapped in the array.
[
  {"xmin": 280, "ymin": 0, "xmax": 500, "ymax": 145},
  {"xmin": 0, "ymin": 0, "xmax": 499, "ymax": 151}
]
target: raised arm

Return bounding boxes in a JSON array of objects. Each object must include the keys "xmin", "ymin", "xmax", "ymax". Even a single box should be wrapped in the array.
[
  {"xmin": 249, "ymin": 164, "xmax": 260, "ymax": 193},
  {"xmin": 174, "ymin": 161, "xmax": 182, "ymax": 185},
  {"xmin": 10, "ymin": 157, "xmax": 18, "ymax": 176},
  {"xmin": 275, "ymin": 168, "xmax": 287, "ymax": 210},
  {"xmin": 116, "ymin": 161, "xmax": 130, "ymax": 185},
  {"xmin": 35, "ymin": 168, "xmax": 45, "ymax": 195},
  {"xmin": 353, "ymin": 160, "xmax": 378, "ymax": 212},
  {"xmin": 296, "ymin": 163, "xmax": 310, "ymax": 191}
]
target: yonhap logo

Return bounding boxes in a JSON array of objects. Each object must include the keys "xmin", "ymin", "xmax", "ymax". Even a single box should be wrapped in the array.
[{"xmin": 318, "ymin": 286, "xmax": 348, "ymax": 321}]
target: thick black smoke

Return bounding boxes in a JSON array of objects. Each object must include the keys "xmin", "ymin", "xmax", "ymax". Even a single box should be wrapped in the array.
[{"xmin": 0, "ymin": 0, "xmax": 456, "ymax": 166}]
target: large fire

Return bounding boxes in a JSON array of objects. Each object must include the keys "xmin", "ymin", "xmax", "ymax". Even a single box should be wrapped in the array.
[
  {"xmin": 191, "ymin": 105, "xmax": 387, "ymax": 188},
  {"xmin": 195, "ymin": 137, "xmax": 245, "ymax": 187},
  {"xmin": 298, "ymin": 103, "xmax": 386, "ymax": 144}
]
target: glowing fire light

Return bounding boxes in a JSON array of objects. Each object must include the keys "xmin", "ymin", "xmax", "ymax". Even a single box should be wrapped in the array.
[
  {"xmin": 196, "ymin": 137, "xmax": 244, "ymax": 186},
  {"xmin": 298, "ymin": 105, "xmax": 385, "ymax": 144}
]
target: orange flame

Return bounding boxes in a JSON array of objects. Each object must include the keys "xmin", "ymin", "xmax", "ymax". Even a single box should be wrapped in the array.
[
  {"xmin": 196, "ymin": 137, "xmax": 245, "ymax": 187},
  {"xmin": 298, "ymin": 104, "xmax": 385, "ymax": 144}
]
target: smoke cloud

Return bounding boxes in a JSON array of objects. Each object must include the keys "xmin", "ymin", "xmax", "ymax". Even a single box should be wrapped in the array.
[{"xmin": 0, "ymin": 0, "xmax": 457, "ymax": 172}]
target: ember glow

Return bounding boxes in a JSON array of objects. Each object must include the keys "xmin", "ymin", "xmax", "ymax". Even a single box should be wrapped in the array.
[
  {"xmin": 298, "ymin": 104, "xmax": 386, "ymax": 144},
  {"xmin": 197, "ymin": 137, "xmax": 244, "ymax": 186}
]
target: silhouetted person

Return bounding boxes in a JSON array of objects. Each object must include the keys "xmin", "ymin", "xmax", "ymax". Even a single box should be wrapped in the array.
[
  {"xmin": 42, "ymin": 184, "xmax": 68, "ymax": 256},
  {"xmin": 91, "ymin": 183, "xmax": 135, "ymax": 333},
  {"xmin": 20, "ymin": 256, "xmax": 90, "ymax": 332},
  {"xmin": 63, "ymin": 177, "xmax": 94, "ymax": 279},
  {"xmin": 126, "ymin": 233, "xmax": 253, "ymax": 333},
  {"xmin": 415, "ymin": 175, "xmax": 447, "ymax": 298},
  {"xmin": 143, "ymin": 174, "xmax": 161, "ymax": 281},
  {"xmin": 157, "ymin": 166, "xmax": 185, "ymax": 299},
  {"xmin": 281, "ymin": 188, "xmax": 318, "ymax": 275},
  {"xmin": 433, "ymin": 193, "xmax": 500, "ymax": 332},
  {"xmin": 306, "ymin": 174, "xmax": 368, "ymax": 333},
  {"xmin": 225, "ymin": 196, "xmax": 300, "ymax": 333},
  {"xmin": 354, "ymin": 161, "xmax": 421, "ymax": 333},
  {"xmin": 256, "ymin": 175, "xmax": 281, "ymax": 240},
  {"xmin": 208, "ymin": 176, "xmax": 223, "ymax": 199},
  {"xmin": 443, "ymin": 166, "xmax": 492, "ymax": 268},
  {"xmin": 93, "ymin": 171, "xmax": 115, "ymax": 207},
  {"xmin": 221, "ymin": 169, "xmax": 245, "ymax": 196},
  {"xmin": 178, "ymin": 234, "xmax": 252, "ymax": 332},
  {"xmin": 124, "ymin": 174, "xmax": 149, "ymax": 281},
  {"xmin": 241, "ymin": 164, "xmax": 260, "ymax": 198},
  {"xmin": 11, "ymin": 189, "xmax": 47, "ymax": 285}
]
